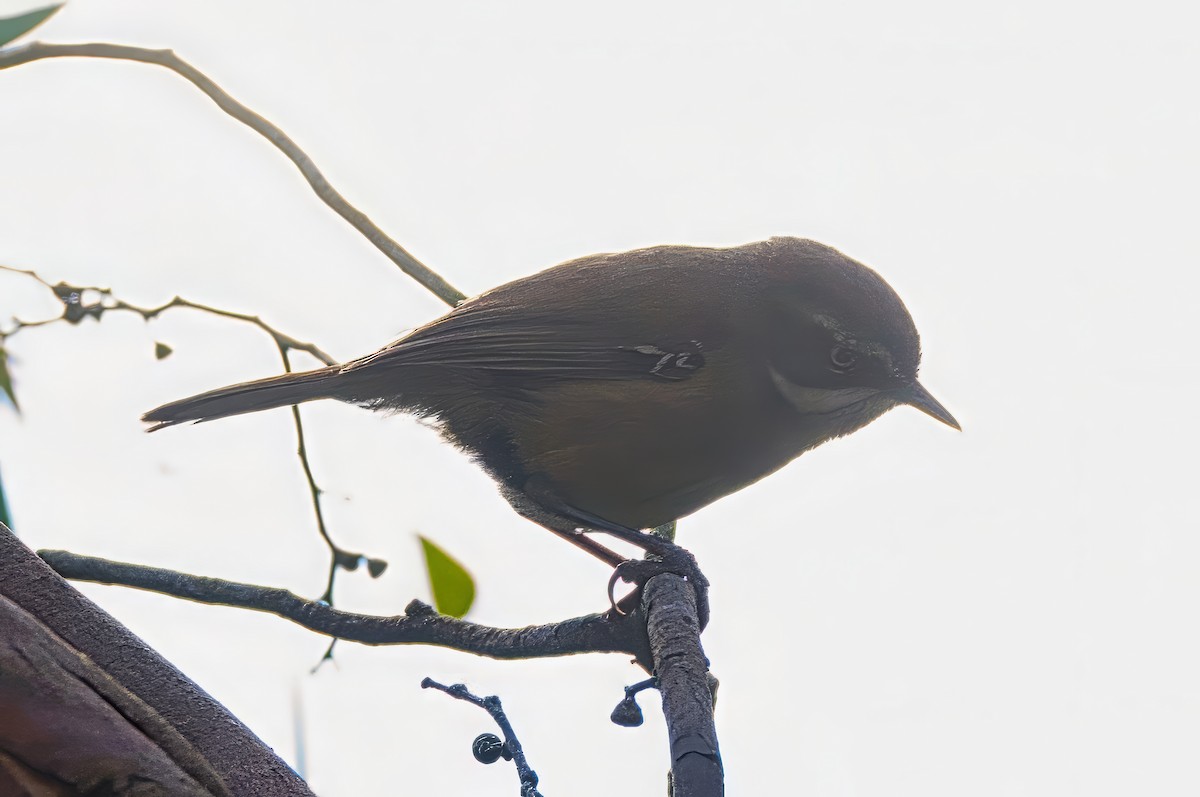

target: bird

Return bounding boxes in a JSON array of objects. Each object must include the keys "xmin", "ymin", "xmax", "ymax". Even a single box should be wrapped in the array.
[{"xmin": 144, "ymin": 237, "xmax": 958, "ymax": 569}]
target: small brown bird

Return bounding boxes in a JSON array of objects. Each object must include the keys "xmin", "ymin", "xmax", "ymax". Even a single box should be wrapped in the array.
[{"xmin": 144, "ymin": 237, "xmax": 957, "ymax": 564}]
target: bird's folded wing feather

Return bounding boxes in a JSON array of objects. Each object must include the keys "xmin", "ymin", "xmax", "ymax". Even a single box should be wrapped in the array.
[{"xmin": 340, "ymin": 306, "xmax": 706, "ymax": 382}]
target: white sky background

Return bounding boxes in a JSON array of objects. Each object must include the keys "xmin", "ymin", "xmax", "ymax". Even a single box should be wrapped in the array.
[{"xmin": 2, "ymin": 0, "xmax": 1198, "ymax": 794}]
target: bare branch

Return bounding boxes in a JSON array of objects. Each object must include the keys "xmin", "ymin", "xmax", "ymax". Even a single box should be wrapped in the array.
[
  {"xmin": 642, "ymin": 574, "xmax": 723, "ymax": 796},
  {"xmin": 38, "ymin": 549, "xmax": 652, "ymax": 664},
  {"xmin": 0, "ymin": 41, "xmax": 467, "ymax": 307}
]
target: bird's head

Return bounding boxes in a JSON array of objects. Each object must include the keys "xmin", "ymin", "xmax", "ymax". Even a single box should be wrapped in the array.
[{"xmin": 759, "ymin": 237, "xmax": 959, "ymax": 433}]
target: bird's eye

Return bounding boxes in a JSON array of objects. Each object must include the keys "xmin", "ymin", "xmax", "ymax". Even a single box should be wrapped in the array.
[{"xmin": 829, "ymin": 346, "xmax": 857, "ymax": 373}]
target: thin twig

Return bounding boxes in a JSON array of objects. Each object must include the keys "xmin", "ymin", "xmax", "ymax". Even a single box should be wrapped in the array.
[
  {"xmin": 290, "ymin": 394, "xmax": 342, "ymax": 604},
  {"xmin": 0, "ymin": 264, "xmax": 335, "ymax": 364},
  {"xmin": 421, "ymin": 678, "xmax": 544, "ymax": 797},
  {"xmin": 0, "ymin": 42, "xmax": 467, "ymax": 307},
  {"xmin": 277, "ymin": 345, "xmax": 381, "ymax": 605}
]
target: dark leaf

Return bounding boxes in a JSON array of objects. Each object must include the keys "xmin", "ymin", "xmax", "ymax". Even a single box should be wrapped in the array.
[
  {"xmin": 154, "ymin": 341, "xmax": 173, "ymax": 360},
  {"xmin": 0, "ymin": 5, "xmax": 63, "ymax": 49},
  {"xmin": 0, "ymin": 345, "xmax": 18, "ymax": 412},
  {"xmin": 418, "ymin": 535, "xmax": 475, "ymax": 618},
  {"xmin": 0, "ymin": 466, "xmax": 11, "ymax": 529}
]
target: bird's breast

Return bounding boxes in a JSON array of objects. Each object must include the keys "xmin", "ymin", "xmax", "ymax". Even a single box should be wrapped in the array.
[{"xmin": 508, "ymin": 361, "xmax": 823, "ymax": 529}]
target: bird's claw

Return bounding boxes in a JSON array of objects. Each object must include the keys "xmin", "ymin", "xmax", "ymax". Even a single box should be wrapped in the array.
[{"xmin": 606, "ymin": 546, "xmax": 710, "ymax": 629}]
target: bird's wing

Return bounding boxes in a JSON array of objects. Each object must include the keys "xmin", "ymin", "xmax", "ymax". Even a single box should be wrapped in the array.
[{"xmin": 340, "ymin": 306, "xmax": 707, "ymax": 382}]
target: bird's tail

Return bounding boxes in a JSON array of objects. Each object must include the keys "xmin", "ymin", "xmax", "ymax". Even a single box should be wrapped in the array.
[{"xmin": 142, "ymin": 365, "xmax": 342, "ymax": 431}]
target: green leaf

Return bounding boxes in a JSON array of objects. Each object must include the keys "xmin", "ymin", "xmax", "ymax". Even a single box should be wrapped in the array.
[
  {"xmin": 0, "ymin": 465, "xmax": 11, "ymax": 530},
  {"xmin": 0, "ymin": 4, "xmax": 63, "ymax": 48},
  {"xmin": 0, "ymin": 345, "xmax": 18, "ymax": 412},
  {"xmin": 154, "ymin": 341, "xmax": 173, "ymax": 360},
  {"xmin": 418, "ymin": 535, "xmax": 475, "ymax": 618}
]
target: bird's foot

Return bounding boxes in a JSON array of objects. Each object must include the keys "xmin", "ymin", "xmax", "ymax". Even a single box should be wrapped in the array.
[{"xmin": 608, "ymin": 544, "xmax": 710, "ymax": 630}]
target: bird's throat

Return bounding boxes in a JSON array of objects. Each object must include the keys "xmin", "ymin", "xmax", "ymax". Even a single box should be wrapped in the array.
[{"xmin": 767, "ymin": 365, "xmax": 881, "ymax": 415}]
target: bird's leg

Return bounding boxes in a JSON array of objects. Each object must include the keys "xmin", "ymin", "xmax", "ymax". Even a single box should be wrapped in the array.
[
  {"xmin": 516, "ymin": 478, "xmax": 710, "ymax": 629},
  {"xmin": 504, "ymin": 484, "xmax": 628, "ymax": 566},
  {"xmin": 540, "ymin": 522, "xmax": 626, "ymax": 567}
]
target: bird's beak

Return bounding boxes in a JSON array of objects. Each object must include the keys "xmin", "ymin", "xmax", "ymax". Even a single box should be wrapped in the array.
[{"xmin": 902, "ymin": 381, "xmax": 961, "ymax": 430}]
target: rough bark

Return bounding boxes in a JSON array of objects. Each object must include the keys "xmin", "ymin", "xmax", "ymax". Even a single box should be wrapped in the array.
[{"xmin": 0, "ymin": 524, "xmax": 314, "ymax": 797}]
